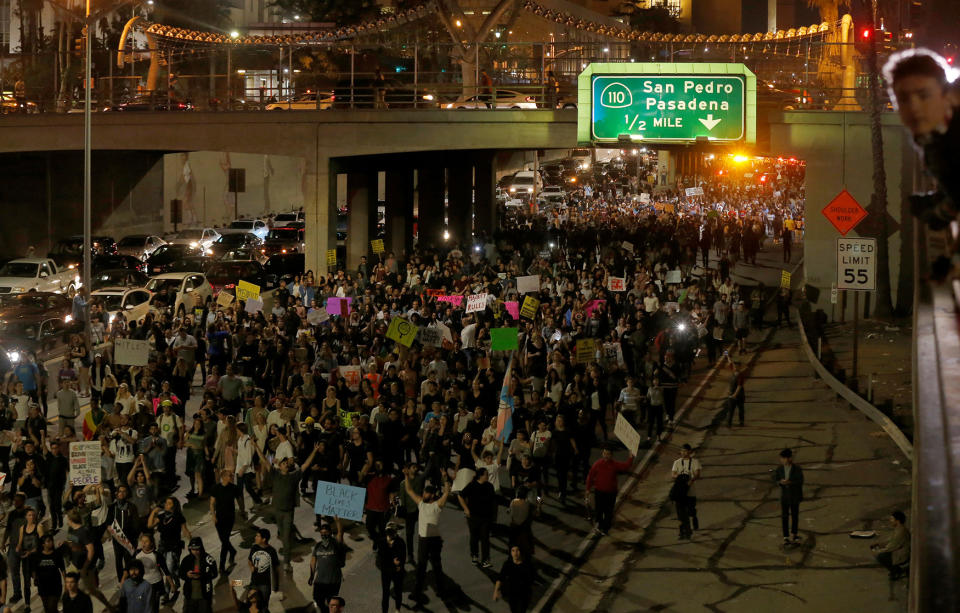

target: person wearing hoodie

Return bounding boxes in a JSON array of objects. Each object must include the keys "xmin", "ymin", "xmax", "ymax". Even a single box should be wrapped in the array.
[{"xmin": 178, "ymin": 537, "xmax": 218, "ymax": 613}]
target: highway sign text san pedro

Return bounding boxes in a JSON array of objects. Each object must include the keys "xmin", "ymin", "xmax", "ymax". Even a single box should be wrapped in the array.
[{"xmin": 578, "ymin": 63, "xmax": 757, "ymax": 145}]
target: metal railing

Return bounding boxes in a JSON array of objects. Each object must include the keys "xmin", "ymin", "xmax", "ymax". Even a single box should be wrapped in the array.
[
  {"xmin": 0, "ymin": 39, "xmax": 906, "ymax": 114},
  {"xmin": 911, "ymin": 219, "xmax": 960, "ymax": 611}
]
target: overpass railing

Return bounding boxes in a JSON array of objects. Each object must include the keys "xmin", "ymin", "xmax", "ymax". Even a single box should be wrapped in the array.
[
  {"xmin": 1, "ymin": 39, "xmax": 905, "ymax": 114},
  {"xmin": 912, "ymin": 218, "xmax": 960, "ymax": 611}
]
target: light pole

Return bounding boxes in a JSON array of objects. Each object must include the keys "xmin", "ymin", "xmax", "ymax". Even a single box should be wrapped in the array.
[{"xmin": 83, "ymin": 0, "xmax": 93, "ymax": 348}]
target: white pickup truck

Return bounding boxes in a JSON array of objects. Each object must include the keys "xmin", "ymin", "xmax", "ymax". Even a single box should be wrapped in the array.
[{"xmin": 0, "ymin": 258, "xmax": 79, "ymax": 295}]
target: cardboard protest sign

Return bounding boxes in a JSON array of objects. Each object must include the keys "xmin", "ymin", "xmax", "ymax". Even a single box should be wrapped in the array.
[
  {"xmin": 216, "ymin": 292, "xmax": 234, "ymax": 307},
  {"xmin": 313, "ymin": 480, "xmax": 366, "ymax": 521},
  {"xmin": 490, "ymin": 328, "xmax": 519, "ymax": 351},
  {"xmin": 516, "ymin": 275, "xmax": 540, "ymax": 294},
  {"xmin": 339, "ymin": 365, "xmax": 362, "ymax": 392},
  {"xmin": 520, "ymin": 296, "xmax": 540, "ymax": 319},
  {"xmin": 615, "ymin": 412, "xmax": 642, "ymax": 456},
  {"xmin": 386, "ymin": 317, "xmax": 417, "ymax": 347},
  {"xmin": 114, "ymin": 339, "xmax": 150, "ymax": 366},
  {"xmin": 307, "ymin": 308, "xmax": 330, "ymax": 325},
  {"xmin": 235, "ymin": 280, "xmax": 260, "ymax": 303},
  {"xmin": 622, "ymin": 240, "xmax": 634, "ymax": 252},
  {"xmin": 608, "ymin": 276, "xmax": 626, "ymax": 292},
  {"xmin": 576, "ymin": 338, "xmax": 596, "ymax": 363},
  {"xmin": 69, "ymin": 441, "xmax": 102, "ymax": 486},
  {"xmin": 465, "ymin": 294, "xmax": 488, "ymax": 314},
  {"xmin": 781, "ymin": 270, "xmax": 792, "ymax": 289}
]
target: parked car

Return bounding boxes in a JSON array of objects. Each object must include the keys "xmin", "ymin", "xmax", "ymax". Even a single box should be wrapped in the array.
[
  {"xmin": 92, "ymin": 254, "xmax": 145, "ymax": 273},
  {"xmin": 208, "ymin": 233, "xmax": 264, "ymax": 260},
  {"xmin": 0, "ymin": 292, "xmax": 80, "ymax": 370},
  {"xmin": 143, "ymin": 244, "xmax": 203, "ymax": 275},
  {"xmin": 445, "ymin": 89, "xmax": 538, "ymax": 110},
  {"xmin": 145, "ymin": 272, "xmax": 212, "ymax": 319},
  {"xmin": 165, "ymin": 228, "xmax": 221, "ymax": 251},
  {"xmin": 104, "ymin": 96, "xmax": 194, "ymax": 112},
  {"xmin": 265, "ymin": 91, "xmax": 334, "ymax": 110},
  {"xmin": 263, "ymin": 253, "xmax": 305, "ymax": 284},
  {"xmin": 224, "ymin": 219, "xmax": 270, "ymax": 240},
  {"xmin": 48, "ymin": 235, "xmax": 118, "ymax": 270},
  {"xmin": 91, "ymin": 287, "xmax": 153, "ymax": 325},
  {"xmin": 116, "ymin": 234, "xmax": 167, "ymax": 259},
  {"xmin": 205, "ymin": 261, "xmax": 275, "ymax": 297},
  {"xmin": 272, "ymin": 211, "xmax": 304, "ymax": 225},
  {"xmin": 164, "ymin": 256, "xmax": 213, "ymax": 274},
  {"xmin": 0, "ymin": 258, "xmax": 79, "ymax": 295},
  {"xmin": 262, "ymin": 226, "xmax": 305, "ymax": 257},
  {"xmin": 90, "ymin": 268, "xmax": 149, "ymax": 290},
  {"xmin": 0, "ymin": 92, "xmax": 39, "ymax": 114},
  {"xmin": 504, "ymin": 170, "xmax": 541, "ymax": 195}
]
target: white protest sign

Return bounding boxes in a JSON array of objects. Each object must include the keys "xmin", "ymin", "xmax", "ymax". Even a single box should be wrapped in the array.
[
  {"xmin": 465, "ymin": 293, "xmax": 488, "ymax": 314},
  {"xmin": 615, "ymin": 413, "xmax": 641, "ymax": 456},
  {"xmin": 665, "ymin": 270, "xmax": 682, "ymax": 284},
  {"xmin": 419, "ymin": 326, "xmax": 443, "ymax": 348},
  {"xmin": 245, "ymin": 297, "xmax": 264, "ymax": 313},
  {"xmin": 69, "ymin": 441, "xmax": 102, "ymax": 486},
  {"xmin": 114, "ymin": 339, "xmax": 150, "ymax": 366},
  {"xmin": 621, "ymin": 241, "xmax": 634, "ymax": 253},
  {"xmin": 608, "ymin": 276, "xmax": 626, "ymax": 292},
  {"xmin": 639, "ymin": 193, "xmax": 650, "ymax": 203},
  {"xmin": 307, "ymin": 308, "xmax": 330, "ymax": 325},
  {"xmin": 436, "ymin": 322, "xmax": 454, "ymax": 343},
  {"xmin": 451, "ymin": 468, "xmax": 476, "ymax": 493},
  {"xmin": 339, "ymin": 365, "xmax": 362, "ymax": 392},
  {"xmin": 516, "ymin": 275, "xmax": 540, "ymax": 295}
]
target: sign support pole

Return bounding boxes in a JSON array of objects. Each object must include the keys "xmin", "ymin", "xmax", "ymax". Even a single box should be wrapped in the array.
[{"xmin": 852, "ymin": 291, "xmax": 859, "ymax": 388}]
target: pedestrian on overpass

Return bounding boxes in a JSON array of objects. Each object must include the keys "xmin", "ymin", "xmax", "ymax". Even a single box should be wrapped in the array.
[{"xmin": 774, "ymin": 448, "xmax": 804, "ymax": 545}]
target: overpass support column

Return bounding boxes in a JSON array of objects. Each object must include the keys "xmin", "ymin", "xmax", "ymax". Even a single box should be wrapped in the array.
[
  {"xmin": 347, "ymin": 170, "xmax": 377, "ymax": 270},
  {"xmin": 447, "ymin": 163, "xmax": 474, "ymax": 248},
  {"xmin": 304, "ymin": 155, "xmax": 338, "ymax": 279},
  {"xmin": 385, "ymin": 167, "xmax": 414, "ymax": 258},
  {"xmin": 473, "ymin": 153, "xmax": 497, "ymax": 238},
  {"xmin": 417, "ymin": 162, "xmax": 445, "ymax": 247}
]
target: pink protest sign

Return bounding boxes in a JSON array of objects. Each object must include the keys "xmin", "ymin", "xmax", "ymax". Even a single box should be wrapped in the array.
[
  {"xmin": 325, "ymin": 296, "xmax": 353, "ymax": 316},
  {"xmin": 437, "ymin": 295, "xmax": 464, "ymax": 307},
  {"xmin": 585, "ymin": 299, "xmax": 606, "ymax": 318},
  {"xmin": 504, "ymin": 301, "xmax": 520, "ymax": 320}
]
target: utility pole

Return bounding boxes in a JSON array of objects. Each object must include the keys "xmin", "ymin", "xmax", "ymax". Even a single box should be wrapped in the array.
[{"xmin": 83, "ymin": 0, "xmax": 93, "ymax": 350}]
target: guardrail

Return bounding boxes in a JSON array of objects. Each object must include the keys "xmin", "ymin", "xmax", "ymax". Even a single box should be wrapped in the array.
[{"xmin": 910, "ymin": 221, "xmax": 960, "ymax": 611}]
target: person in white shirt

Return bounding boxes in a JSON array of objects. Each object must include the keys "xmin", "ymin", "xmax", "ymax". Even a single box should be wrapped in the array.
[
  {"xmin": 109, "ymin": 424, "xmax": 139, "ymax": 485},
  {"xmin": 171, "ymin": 327, "xmax": 198, "ymax": 371},
  {"xmin": 235, "ymin": 423, "xmax": 263, "ymax": 506},
  {"xmin": 405, "ymin": 474, "xmax": 452, "ymax": 601},
  {"xmin": 671, "ymin": 444, "xmax": 702, "ymax": 539}
]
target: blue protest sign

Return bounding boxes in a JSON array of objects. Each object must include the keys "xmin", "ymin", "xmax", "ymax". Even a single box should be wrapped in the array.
[{"xmin": 313, "ymin": 480, "xmax": 366, "ymax": 521}]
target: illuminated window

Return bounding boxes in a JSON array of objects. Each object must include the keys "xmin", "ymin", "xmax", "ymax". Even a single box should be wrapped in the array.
[{"xmin": 0, "ymin": 0, "xmax": 9, "ymax": 52}]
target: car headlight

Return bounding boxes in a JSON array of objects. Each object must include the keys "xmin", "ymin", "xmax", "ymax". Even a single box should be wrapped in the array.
[
  {"xmin": 527, "ymin": 187, "xmax": 534, "ymax": 193},
  {"xmin": 190, "ymin": 241, "xmax": 198, "ymax": 248},
  {"xmin": 422, "ymin": 94, "xmax": 435, "ymax": 101},
  {"xmin": 509, "ymin": 187, "xmax": 516, "ymax": 193},
  {"xmin": 445, "ymin": 103, "xmax": 454, "ymax": 109},
  {"xmin": 11, "ymin": 287, "xmax": 26, "ymax": 293},
  {"xmin": 65, "ymin": 314, "xmax": 73, "ymax": 323},
  {"xmin": 7, "ymin": 351, "xmax": 20, "ymax": 364}
]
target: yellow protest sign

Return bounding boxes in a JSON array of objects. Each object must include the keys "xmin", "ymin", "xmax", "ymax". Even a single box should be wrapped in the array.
[
  {"xmin": 576, "ymin": 338, "xmax": 596, "ymax": 363},
  {"xmin": 780, "ymin": 270, "xmax": 791, "ymax": 289},
  {"xmin": 386, "ymin": 317, "xmax": 418, "ymax": 347},
  {"xmin": 327, "ymin": 249, "xmax": 337, "ymax": 266},
  {"xmin": 520, "ymin": 296, "xmax": 540, "ymax": 319},
  {"xmin": 785, "ymin": 219, "xmax": 796, "ymax": 231},
  {"xmin": 235, "ymin": 280, "xmax": 260, "ymax": 303},
  {"xmin": 371, "ymin": 239, "xmax": 385, "ymax": 254}
]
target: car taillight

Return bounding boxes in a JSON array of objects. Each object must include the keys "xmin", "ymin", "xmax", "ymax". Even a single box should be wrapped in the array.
[
  {"xmin": 330, "ymin": 94, "xmax": 336, "ymax": 101},
  {"xmin": 209, "ymin": 282, "xmax": 215, "ymax": 292},
  {"xmin": 225, "ymin": 283, "xmax": 236, "ymax": 289}
]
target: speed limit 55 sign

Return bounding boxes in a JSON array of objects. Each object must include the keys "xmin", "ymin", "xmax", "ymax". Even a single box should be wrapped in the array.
[{"xmin": 836, "ymin": 237, "xmax": 876, "ymax": 291}]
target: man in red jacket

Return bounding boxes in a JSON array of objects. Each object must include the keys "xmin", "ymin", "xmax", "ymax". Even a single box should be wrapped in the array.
[{"xmin": 586, "ymin": 443, "xmax": 635, "ymax": 536}]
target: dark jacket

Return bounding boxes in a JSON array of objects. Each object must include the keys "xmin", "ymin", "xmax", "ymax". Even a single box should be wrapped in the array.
[
  {"xmin": 773, "ymin": 463, "xmax": 804, "ymax": 504},
  {"xmin": 376, "ymin": 536, "xmax": 407, "ymax": 574},
  {"xmin": 178, "ymin": 550, "xmax": 218, "ymax": 600}
]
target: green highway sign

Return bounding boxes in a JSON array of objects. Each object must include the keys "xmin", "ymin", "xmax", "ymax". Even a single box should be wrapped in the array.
[{"xmin": 578, "ymin": 63, "xmax": 757, "ymax": 145}]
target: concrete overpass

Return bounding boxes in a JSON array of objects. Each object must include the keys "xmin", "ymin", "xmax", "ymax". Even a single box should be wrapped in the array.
[{"xmin": 0, "ymin": 109, "xmax": 577, "ymax": 271}]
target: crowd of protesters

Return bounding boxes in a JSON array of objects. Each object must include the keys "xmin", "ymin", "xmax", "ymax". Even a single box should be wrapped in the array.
[{"xmin": 0, "ymin": 153, "xmax": 807, "ymax": 613}]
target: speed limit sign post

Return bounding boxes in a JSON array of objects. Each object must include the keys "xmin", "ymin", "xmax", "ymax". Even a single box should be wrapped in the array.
[
  {"xmin": 836, "ymin": 237, "xmax": 876, "ymax": 390},
  {"xmin": 836, "ymin": 238, "xmax": 876, "ymax": 291}
]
